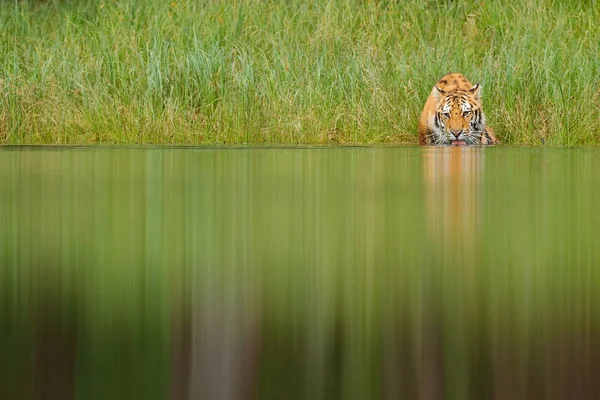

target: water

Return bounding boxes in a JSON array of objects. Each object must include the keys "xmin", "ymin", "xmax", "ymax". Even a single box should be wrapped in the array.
[{"xmin": 1, "ymin": 146, "xmax": 599, "ymax": 400}]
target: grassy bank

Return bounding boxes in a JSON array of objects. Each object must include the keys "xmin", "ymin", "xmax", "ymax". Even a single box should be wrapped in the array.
[{"xmin": 1, "ymin": 0, "xmax": 599, "ymax": 145}]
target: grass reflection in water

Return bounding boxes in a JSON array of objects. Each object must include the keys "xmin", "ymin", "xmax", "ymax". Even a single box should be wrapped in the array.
[{"xmin": 0, "ymin": 147, "xmax": 599, "ymax": 399}]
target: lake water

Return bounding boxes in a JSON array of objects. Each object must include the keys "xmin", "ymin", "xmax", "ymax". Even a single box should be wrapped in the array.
[{"xmin": 1, "ymin": 146, "xmax": 599, "ymax": 399}]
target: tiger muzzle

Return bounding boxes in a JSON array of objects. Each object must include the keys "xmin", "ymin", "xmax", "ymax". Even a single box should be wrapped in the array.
[{"xmin": 450, "ymin": 129, "xmax": 463, "ymax": 139}]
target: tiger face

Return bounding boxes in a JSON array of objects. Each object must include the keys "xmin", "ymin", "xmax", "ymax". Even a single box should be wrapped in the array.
[
  {"xmin": 418, "ymin": 73, "xmax": 497, "ymax": 146},
  {"xmin": 432, "ymin": 85, "xmax": 485, "ymax": 145}
]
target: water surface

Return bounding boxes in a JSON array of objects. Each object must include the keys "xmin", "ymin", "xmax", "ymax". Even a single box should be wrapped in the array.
[{"xmin": 1, "ymin": 146, "xmax": 599, "ymax": 400}]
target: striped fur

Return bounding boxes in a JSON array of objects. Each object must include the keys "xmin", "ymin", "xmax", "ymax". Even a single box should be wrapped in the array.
[{"xmin": 418, "ymin": 73, "xmax": 497, "ymax": 146}]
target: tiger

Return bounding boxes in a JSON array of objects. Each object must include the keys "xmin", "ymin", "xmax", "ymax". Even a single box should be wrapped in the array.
[{"xmin": 418, "ymin": 73, "xmax": 497, "ymax": 146}]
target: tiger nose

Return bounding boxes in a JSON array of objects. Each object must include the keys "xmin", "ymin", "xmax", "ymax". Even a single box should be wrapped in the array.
[{"xmin": 450, "ymin": 129, "xmax": 463, "ymax": 138}]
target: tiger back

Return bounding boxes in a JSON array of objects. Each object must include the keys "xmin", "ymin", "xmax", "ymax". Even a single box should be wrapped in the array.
[{"xmin": 418, "ymin": 73, "xmax": 497, "ymax": 146}]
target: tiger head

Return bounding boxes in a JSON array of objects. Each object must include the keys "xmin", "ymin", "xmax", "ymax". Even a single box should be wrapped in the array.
[{"xmin": 432, "ymin": 84, "xmax": 486, "ymax": 145}]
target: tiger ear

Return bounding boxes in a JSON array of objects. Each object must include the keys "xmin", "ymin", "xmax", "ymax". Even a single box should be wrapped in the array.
[
  {"xmin": 433, "ymin": 86, "xmax": 446, "ymax": 101},
  {"xmin": 469, "ymin": 83, "xmax": 481, "ymax": 99}
]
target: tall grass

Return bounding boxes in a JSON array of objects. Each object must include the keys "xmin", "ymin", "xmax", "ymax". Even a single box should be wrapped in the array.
[{"xmin": 1, "ymin": 0, "xmax": 599, "ymax": 145}]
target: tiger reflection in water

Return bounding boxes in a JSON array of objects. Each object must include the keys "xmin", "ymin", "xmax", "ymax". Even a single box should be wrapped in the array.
[
  {"xmin": 423, "ymin": 146, "xmax": 484, "ymax": 259},
  {"xmin": 414, "ymin": 146, "xmax": 486, "ymax": 399}
]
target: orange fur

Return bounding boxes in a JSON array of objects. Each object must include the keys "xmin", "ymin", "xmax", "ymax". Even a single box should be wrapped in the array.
[{"xmin": 418, "ymin": 73, "xmax": 497, "ymax": 145}]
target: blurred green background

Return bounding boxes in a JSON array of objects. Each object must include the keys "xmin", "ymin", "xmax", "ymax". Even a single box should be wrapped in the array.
[{"xmin": 1, "ymin": 146, "xmax": 599, "ymax": 399}]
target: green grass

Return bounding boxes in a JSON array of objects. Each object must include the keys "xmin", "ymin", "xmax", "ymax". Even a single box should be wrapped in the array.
[{"xmin": 1, "ymin": 0, "xmax": 599, "ymax": 145}]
